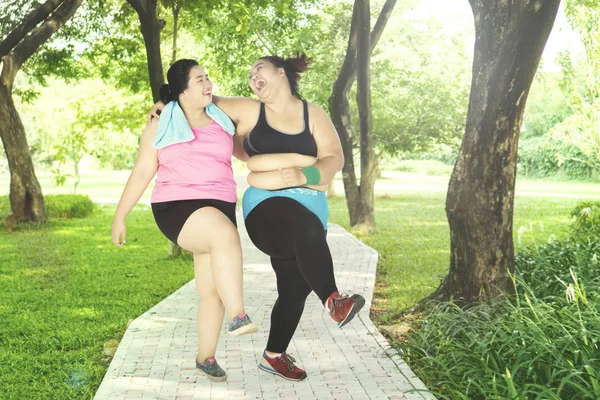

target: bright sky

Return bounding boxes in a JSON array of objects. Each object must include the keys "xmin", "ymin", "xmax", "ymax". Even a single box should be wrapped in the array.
[{"xmin": 409, "ymin": 0, "xmax": 584, "ymax": 72}]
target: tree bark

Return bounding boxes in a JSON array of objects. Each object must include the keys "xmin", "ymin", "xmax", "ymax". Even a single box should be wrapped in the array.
[
  {"xmin": 0, "ymin": 0, "xmax": 83, "ymax": 222},
  {"xmin": 444, "ymin": 0, "xmax": 561, "ymax": 302},
  {"xmin": 170, "ymin": 0, "xmax": 182, "ymax": 65},
  {"xmin": 127, "ymin": 0, "xmax": 183, "ymax": 255},
  {"xmin": 126, "ymin": 0, "xmax": 165, "ymax": 102},
  {"xmin": 0, "ymin": 70, "xmax": 44, "ymax": 221},
  {"xmin": 0, "ymin": 0, "xmax": 63, "ymax": 57},
  {"xmin": 356, "ymin": 0, "xmax": 375, "ymax": 229},
  {"xmin": 329, "ymin": 0, "xmax": 397, "ymax": 229}
]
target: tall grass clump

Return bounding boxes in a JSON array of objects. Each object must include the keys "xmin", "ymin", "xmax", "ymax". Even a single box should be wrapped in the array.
[{"xmin": 397, "ymin": 202, "xmax": 600, "ymax": 400}]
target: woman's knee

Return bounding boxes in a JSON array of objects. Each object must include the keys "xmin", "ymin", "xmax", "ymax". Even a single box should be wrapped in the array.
[{"xmin": 178, "ymin": 207, "xmax": 239, "ymax": 252}]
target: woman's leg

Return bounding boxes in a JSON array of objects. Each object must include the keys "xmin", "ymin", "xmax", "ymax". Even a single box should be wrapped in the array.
[
  {"xmin": 177, "ymin": 207, "xmax": 245, "ymax": 321},
  {"xmin": 193, "ymin": 253, "xmax": 225, "ymax": 362},
  {"xmin": 246, "ymin": 197, "xmax": 365, "ymax": 331},
  {"xmin": 246, "ymin": 197, "xmax": 337, "ymax": 303},
  {"xmin": 265, "ymin": 257, "xmax": 312, "ymax": 354}
]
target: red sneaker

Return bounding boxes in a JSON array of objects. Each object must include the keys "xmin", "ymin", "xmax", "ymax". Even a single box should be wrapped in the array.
[
  {"xmin": 258, "ymin": 352, "xmax": 307, "ymax": 381},
  {"xmin": 327, "ymin": 292, "xmax": 366, "ymax": 328}
]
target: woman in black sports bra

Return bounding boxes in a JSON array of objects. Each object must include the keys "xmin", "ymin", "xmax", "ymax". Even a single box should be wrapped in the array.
[
  {"xmin": 216, "ymin": 54, "xmax": 366, "ymax": 381},
  {"xmin": 149, "ymin": 53, "xmax": 366, "ymax": 382}
]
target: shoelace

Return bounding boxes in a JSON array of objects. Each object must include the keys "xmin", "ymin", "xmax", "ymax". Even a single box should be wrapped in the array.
[
  {"xmin": 279, "ymin": 354, "xmax": 298, "ymax": 371},
  {"xmin": 332, "ymin": 293, "xmax": 350, "ymax": 311}
]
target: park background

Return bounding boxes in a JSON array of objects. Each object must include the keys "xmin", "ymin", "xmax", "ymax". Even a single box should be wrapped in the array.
[{"xmin": 1, "ymin": 0, "xmax": 600, "ymax": 399}]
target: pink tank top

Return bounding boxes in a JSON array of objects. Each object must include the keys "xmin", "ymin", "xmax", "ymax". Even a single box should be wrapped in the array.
[{"xmin": 151, "ymin": 120, "xmax": 237, "ymax": 203}]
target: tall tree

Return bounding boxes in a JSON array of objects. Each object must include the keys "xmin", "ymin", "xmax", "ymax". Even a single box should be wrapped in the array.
[
  {"xmin": 444, "ymin": 0, "xmax": 561, "ymax": 302},
  {"xmin": 329, "ymin": 0, "xmax": 397, "ymax": 230},
  {"xmin": 355, "ymin": 0, "xmax": 374, "ymax": 229},
  {"xmin": 126, "ymin": 0, "xmax": 165, "ymax": 102},
  {"xmin": 0, "ymin": 0, "xmax": 83, "ymax": 222}
]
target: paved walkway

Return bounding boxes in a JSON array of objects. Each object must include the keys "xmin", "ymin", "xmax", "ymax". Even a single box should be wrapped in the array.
[{"xmin": 94, "ymin": 217, "xmax": 435, "ymax": 400}]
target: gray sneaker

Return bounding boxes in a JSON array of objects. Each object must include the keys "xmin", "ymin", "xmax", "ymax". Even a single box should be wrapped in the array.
[
  {"xmin": 228, "ymin": 313, "xmax": 259, "ymax": 337},
  {"xmin": 196, "ymin": 358, "xmax": 227, "ymax": 382}
]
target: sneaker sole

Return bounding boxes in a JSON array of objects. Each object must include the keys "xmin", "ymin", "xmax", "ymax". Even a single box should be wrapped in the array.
[
  {"xmin": 258, "ymin": 360, "xmax": 307, "ymax": 381},
  {"xmin": 197, "ymin": 369, "xmax": 228, "ymax": 382},
  {"xmin": 228, "ymin": 322, "xmax": 259, "ymax": 337},
  {"xmin": 338, "ymin": 294, "xmax": 366, "ymax": 329}
]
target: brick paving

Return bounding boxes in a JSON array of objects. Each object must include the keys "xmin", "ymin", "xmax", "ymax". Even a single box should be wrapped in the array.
[{"xmin": 94, "ymin": 217, "xmax": 435, "ymax": 400}]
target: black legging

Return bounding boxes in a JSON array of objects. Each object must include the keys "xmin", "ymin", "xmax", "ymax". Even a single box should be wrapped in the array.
[{"xmin": 244, "ymin": 196, "xmax": 338, "ymax": 353}]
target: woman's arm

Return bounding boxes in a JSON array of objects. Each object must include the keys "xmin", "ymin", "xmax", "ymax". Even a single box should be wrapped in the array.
[
  {"xmin": 213, "ymin": 95, "xmax": 258, "ymax": 125},
  {"xmin": 247, "ymin": 153, "xmax": 317, "ymax": 172},
  {"xmin": 112, "ymin": 120, "xmax": 159, "ymax": 246},
  {"xmin": 247, "ymin": 171, "xmax": 290, "ymax": 190},
  {"xmin": 308, "ymin": 104, "xmax": 344, "ymax": 184},
  {"xmin": 233, "ymin": 133, "xmax": 249, "ymax": 162}
]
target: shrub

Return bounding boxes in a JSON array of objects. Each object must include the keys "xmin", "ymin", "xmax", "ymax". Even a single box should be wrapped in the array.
[
  {"xmin": 570, "ymin": 201, "xmax": 600, "ymax": 240},
  {"xmin": 397, "ymin": 203, "xmax": 600, "ymax": 399},
  {"xmin": 518, "ymin": 136, "xmax": 596, "ymax": 179},
  {"xmin": 0, "ymin": 194, "xmax": 95, "ymax": 220}
]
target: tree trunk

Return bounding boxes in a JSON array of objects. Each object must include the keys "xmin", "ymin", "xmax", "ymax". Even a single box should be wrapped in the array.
[
  {"xmin": 0, "ymin": 64, "xmax": 45, "ymax": 222},
  {"xmin": 128, "ymin": 0, "xmax": 184, "ymax": 256},
  {"xmin": 170, "ymin": 0, "xmax": 181, "ymax": 65},
  {"xmin": 329, "ymin": 0, "xmax": 396, "ymax": 230},
  {"xmin": 444, "ymin": 0, "xmax": 561, "ymax": 302},
  {"xmin": 356, "ymin": 0, "xmax": 375, "ymax": 230},
  {"xmin": 127, "ymin": 0, "xmax": 165, "ymax": 102},
  {"xmin": 0, "ymin": 0, "xmax": 84, "ymax": 222}
]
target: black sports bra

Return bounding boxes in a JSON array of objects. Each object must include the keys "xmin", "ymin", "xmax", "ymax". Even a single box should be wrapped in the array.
[{"xmin": 243, "ymin": 100, "xmax": 318, "ymax": 157}]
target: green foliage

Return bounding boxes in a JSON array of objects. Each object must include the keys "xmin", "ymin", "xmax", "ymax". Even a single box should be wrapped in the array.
[
  {"xmin": 44, "ymin": 194, "xmax": 96, "ymax": 219},
  {"xmin": 401, "ymin": 143, "xmax": 460, "ymax": 166},
  {"xmin": 398, "ymin": 277, "xmax": 600, "ymax": 399},
  {"xmin": 366, "ymin": 12, "xmax": 471, "ymax": 157},
  {"xmin": 551, "ymin": 1, "xmax": 600, "ymax": 176},
  {"xmin": 15, "ymin": 78, "xmax": 145, "ymax": 172},
  {"xmin": 518, "ymin": 136, "xmax": 596, "ymax": 179},
  {"xmin": 328, "ymin": 190, "xmax": 582, "ymax": 323},
  {"xmin": 0, "ymin": 194, "xmax": 95, "ymax": 220},
  {"xmin": 0, "ymin": 206, "xmax": 194, "ymax": 399},
  {"xmin": 394, "ymin": 202, "xmax": 600, "ymax": 400},
  {"xmin": 570, "ymin": 201, "xmax": 600, "ymax": 239},
  {"xmin": 523, "ymin": 72, "xmax": 572, "ymax": 139}
]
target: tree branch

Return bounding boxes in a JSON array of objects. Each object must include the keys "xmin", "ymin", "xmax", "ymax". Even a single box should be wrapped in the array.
[
  {"xmin": 370, "ymin": 0, "xmax": 397, "ymax": 52},
  {"xmin": 0, "ymin": 0, "xmax": 64, "ymax": 58},
  {"xmin": 334, "ymin": 0, "xmax": 398, "ymax": 94},
  {"xmin": 10, "ymin": 0, "xmax": 83, "ymax": 70},
  {"xmin": 333, "ymin": 3, "xmax": 358, "ymax": 96}
]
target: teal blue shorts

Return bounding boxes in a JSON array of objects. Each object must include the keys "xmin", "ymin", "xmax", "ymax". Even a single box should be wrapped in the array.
[{"xmin": 242, "ymin": 186, "xmax": 329, "ymax": 230}]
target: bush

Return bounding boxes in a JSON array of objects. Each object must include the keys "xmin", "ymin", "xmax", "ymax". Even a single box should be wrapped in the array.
[
  {"xmin": 570, "ymin": 201, "xmax": 600, "ymax": 240},
  {"xmin": 398, "ymin": 203, "xmax": 600, "ymax": 400},
  {"xmin": 518, "ymin": 136, "xmax": 596, "ymax": 179},
  {"xmin": 0, "ymin": 194, "xmax": 95, "ymax": 220}
]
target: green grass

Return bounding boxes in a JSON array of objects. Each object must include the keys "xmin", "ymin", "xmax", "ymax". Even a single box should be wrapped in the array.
[
  {"xmin": 395, "ymin": 212, "xmax": 600, "ymax": 399},
  {"xmin": 0, "ymin": 206, "xmax": 193, "ymax": 400},
  {"xmin": 1, "ymin": 170, "xmax": 598, "ymax": 398},
  {"xmin": 327, "ymin": 193, "xmax": 588, "ymax": 324}
]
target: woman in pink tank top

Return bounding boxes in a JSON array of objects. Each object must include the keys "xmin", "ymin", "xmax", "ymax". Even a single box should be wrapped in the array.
[
  {"xmin": 148, "ymin": 54, "xmax": 365, "ymax": 382},
  {"xmin": 111, "ymin": 59, "xmax": 258, "ymax": 382}
]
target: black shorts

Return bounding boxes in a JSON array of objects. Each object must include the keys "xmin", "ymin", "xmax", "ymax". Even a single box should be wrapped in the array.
[{"xmin": 151, "ymin": 199, "xmax": 237, "ymax": 244}]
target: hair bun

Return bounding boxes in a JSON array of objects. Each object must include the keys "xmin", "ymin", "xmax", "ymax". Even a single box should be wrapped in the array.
[{"xmin": 159, "ymin": 84, "xmax": 173, "ymax": 104}]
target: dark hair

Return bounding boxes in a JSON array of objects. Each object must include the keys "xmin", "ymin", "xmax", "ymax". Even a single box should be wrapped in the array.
[
  {"xmin": 259, "ymin": 53, "xmax": 311, "ymax": 98},
  {"xmin": 159, "ymin": 59, "xmax": 199, "ymax": 104}
]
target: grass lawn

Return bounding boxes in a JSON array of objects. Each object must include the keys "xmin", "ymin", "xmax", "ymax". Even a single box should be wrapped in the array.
[
  {"xmin": 0, "ymin": 170, "xmax": 597, "ymax": 398},
  {"xmin": 0, "ymin": 205, "xmax": 193, "ymax": 400},
  {"xmin": 328, "ymin": 193, "xmax": 592, "ymax": 325}
]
